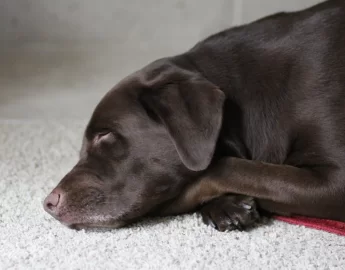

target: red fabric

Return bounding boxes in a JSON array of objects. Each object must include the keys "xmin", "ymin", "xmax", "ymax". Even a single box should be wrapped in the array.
[{"xmin": 274, "ymin": 215, "xmax": 345, "ymax": 236}]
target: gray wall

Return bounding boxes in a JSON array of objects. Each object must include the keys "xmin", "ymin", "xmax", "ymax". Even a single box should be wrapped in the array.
[
  {"xmin": 0, "ymin": 0, "xmax": 324, "ymax": 119},
  {"xmin": 1, "ymin": 0, "xmax": 323, "ymax": 48}
]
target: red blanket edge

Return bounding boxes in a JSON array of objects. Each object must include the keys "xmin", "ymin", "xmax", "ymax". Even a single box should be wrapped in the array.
[{"xmin": 274, "ymin": 215, "xmax": 345, "ymax": 236}]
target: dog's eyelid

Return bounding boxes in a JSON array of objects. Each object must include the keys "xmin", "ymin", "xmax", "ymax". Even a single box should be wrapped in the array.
[
  {"xmin": 94, "ymin": 131, "xmax": 115, "ymax": 143},
  {"xmin": 98, "ymin": 130, "xmax": 111, "ymax": 136}
]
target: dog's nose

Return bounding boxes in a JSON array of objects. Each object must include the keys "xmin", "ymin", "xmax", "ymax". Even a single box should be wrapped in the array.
[{"xmin": 43, "ymin": 189, "xmax": 62, "ymax": 215}]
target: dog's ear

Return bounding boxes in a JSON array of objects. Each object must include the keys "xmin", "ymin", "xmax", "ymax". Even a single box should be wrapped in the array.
[{"xmin": 140, "ymin": 77, "xmax": 225, "ymax": 171}]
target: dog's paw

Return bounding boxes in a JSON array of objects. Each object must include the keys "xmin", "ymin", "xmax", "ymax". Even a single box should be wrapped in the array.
[{"xmin": 200, "ymin": 195, "xmax": 260, "ymax": 232}]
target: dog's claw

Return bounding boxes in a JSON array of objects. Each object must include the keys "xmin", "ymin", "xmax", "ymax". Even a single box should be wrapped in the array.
[{"xmin": 240, "ymin": 203, "xmax": 252, "ymax": 210}]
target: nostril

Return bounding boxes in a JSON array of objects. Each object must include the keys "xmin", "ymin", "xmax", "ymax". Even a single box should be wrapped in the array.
[
  {"xmin": 46, "ymin": 195, "xmax": 59, "ymax": 209},
  {"xmin": 44, "ymin": 192, "xmax": 61, "ymax": 213}
]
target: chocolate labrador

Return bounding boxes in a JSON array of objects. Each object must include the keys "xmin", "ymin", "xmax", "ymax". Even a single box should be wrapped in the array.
[{"xmin": 43, "ymin": 0, "xmax": 345, "ymax": 232}]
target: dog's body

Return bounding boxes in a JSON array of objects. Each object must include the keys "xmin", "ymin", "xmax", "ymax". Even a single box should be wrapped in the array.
[{"xmin": 44, "ymin": 0, "xmax": 345, "ymax": 231}]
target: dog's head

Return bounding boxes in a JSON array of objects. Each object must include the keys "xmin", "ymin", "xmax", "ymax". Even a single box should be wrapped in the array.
[{"xmin": 43, "ymin": 58, "xmax": 225, "ymax": 229}]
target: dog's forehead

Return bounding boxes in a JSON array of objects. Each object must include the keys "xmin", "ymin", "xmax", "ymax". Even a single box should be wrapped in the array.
[
  {"xmin": 84, "ymin": 74, "xmax": 148, "ymax": 137},
  {"xmin": 90, "ymin": 62, "xmax": 173, "ymax": 115},
  {"xmin": 86, "ymin": 60, "xmax": 179, "ymax": 133},
  {"xmin": 93, "ymin": 78, "xmax": 141, "ymax": 116}
]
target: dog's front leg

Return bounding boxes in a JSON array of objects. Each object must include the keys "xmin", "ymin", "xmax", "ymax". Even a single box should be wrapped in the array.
[{"xmin": 158, "ymin": 157, "xmax": 343, "ymax": 231}]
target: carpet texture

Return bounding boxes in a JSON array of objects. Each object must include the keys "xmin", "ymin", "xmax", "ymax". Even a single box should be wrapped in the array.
[{"xmin": 1, "ymin": 119, "xmax": 345, "ymax": 270}]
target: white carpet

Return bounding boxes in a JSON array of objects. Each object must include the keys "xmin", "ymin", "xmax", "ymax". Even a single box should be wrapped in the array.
[{"xmin": 1, "ymin": 119, "xmax": 345, "ymax": 270}]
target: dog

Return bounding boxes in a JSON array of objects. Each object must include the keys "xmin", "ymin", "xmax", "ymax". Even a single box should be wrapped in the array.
[{"xmin": 44, "ymin": 0, "xmax": 345, "ymax": 232}]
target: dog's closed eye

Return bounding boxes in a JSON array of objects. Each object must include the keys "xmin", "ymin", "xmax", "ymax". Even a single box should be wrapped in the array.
[{"xmin": 94, "ymin": 131, "xmax": 114, "ymax": 144}]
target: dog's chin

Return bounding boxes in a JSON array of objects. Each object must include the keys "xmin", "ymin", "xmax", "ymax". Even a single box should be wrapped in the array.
[
  {"xmin": 66, "ymin": 221, "xmax": 126, "ymax": 231},
  {"xmin": 53, "ymin": 212, "xmax": 127, "ymax": 230}
]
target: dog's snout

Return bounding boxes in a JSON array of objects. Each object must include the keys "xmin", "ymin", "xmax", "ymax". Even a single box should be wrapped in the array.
[{"xmin": 43, "ymin": 189, "xmax": 62, "ymax": 215}]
